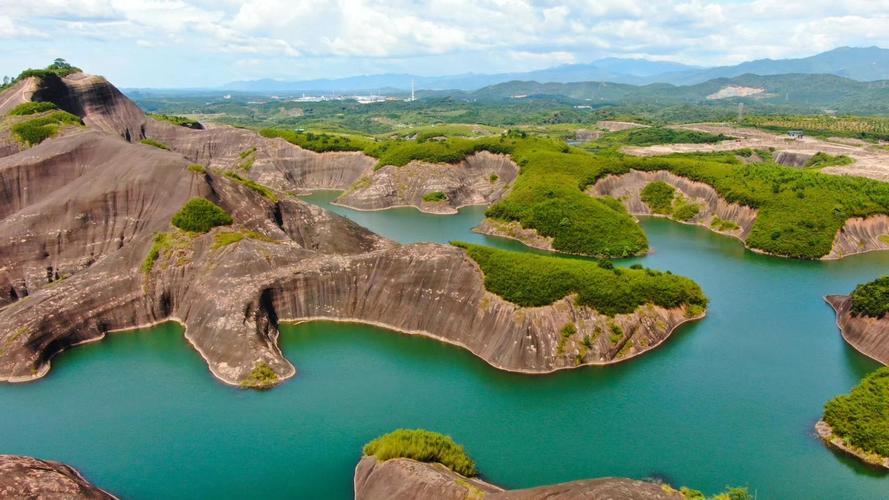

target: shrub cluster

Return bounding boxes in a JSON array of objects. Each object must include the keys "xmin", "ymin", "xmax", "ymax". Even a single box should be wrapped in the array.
[
  {"xmin": 640, "ymin": 181, "xmax": 675, "ymax": 214},
  {"xmin": 171, "ymin": 198, "xmax": 233, "ymax": 233},
  {"xmin": 422, "ymin": 191, "xmax": 448, "ymax": 202},
  {"xmin": 11, "ymin": 111, "xmax": 82, "ymax": 146},
  {"xmin": 363, "ymin": 429, "xmax": 477, "ymax": 477},
  {"xmin": 8, "ymin": 101, "xmax": 58, "ymax": 116},
  {"xmin": 454, "ymin": 242, "xmax": 707, "ymax": 315},
  {"xmin": 823, "ymin": 367, "xmax": 889, "ymax": 458},
  {"xmin": 148, "ymin": 113, "xmax": 201, "ymax": 128},
  {"xmin": 224, "ymin": 172, "xmax": 279, "ymax": 202},
  {"xmin": 140, "ymin": 138, "xmax": 170, "ymax": 150},
  {"xmin": 240, "ymin": 362, "xmax": 278, "ymax": 388},
  {"xmin": 597, "ymin": 126, "xmax": 731, "ymax": 147},
  {"xmin": 849, "ymin": 276, "xmax": 889, "ymax": 318}
]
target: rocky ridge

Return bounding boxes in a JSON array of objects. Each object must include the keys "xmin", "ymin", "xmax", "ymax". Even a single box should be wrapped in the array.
[{"xmin": 0, "ymin": 455, "xmax": 115, "ymax": 499}]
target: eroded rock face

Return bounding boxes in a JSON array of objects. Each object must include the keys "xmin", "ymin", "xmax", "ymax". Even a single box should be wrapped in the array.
[
  {"xmin": 0, "ymin": 72, "xmax": 704, "ymax": 387},
  {"xmin": 143, "ymin": 121, "xmax": 376, "ymax": 193},
  {"xmin": 355, "ymin": 456, "xmax": 680, "ymax": 500},
  {"xmin": 0, "ymin": 455, "xmax": 115, "ymax": 499},
  {"xmin": 589, "ymin": 170, "xmax": 757, "ymax": 241},
  {"xmin": 825, "ymin": 295, "xmax": 889, "ymax": 366},
  {"xmin": 826, "ymin": 216, "xmax": 889, "ymax": 260},
  {"xmin": 334, "ymin": 152, "xmax": 518, "ymax": 214}
]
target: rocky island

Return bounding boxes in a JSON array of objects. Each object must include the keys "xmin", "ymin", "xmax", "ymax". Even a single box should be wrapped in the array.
[
  {"xmin": 0, "ymin": 64, "xmax": 707, "ymax": 388},
  {"xmin": 355, "ymin": 429, "xmax": 750, "ymax": 500},
  {"xmin": 0, "ymin": 455, "xmax": 115, "ymax": 499}
]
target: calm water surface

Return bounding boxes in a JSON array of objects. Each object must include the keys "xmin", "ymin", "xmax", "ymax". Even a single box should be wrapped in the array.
[{"xmin": 2, "ymin": 191, "xmax": 888, "ymax": 499}]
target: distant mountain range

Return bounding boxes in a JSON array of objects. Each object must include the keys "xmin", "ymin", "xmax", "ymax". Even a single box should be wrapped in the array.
[
  {"xmin": 463, "ymin": 73, "xmax": 889, "ymax": 115},
  {"xmin": 223, "ymin": 46, "xmax": 889, "ymax": 92}
]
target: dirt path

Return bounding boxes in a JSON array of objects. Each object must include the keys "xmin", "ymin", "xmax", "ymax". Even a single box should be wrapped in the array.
[{"xmin": 622, "ymin": 123, "xmax": 889, "ymax": 182}]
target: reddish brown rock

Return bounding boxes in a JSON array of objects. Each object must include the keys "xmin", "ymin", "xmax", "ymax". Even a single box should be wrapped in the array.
[{"xmin": 0, "ymin": 455, "xmax": 115, "ymax": 499}]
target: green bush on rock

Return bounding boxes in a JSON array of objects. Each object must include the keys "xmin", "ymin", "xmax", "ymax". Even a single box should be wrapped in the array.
[
  {"xmin": 171, "ymin": 198, "xmax": 233, "ymax": 233},
  {"xmin": 641, "ymin": 181, "xmax": 675, "ymax": 214},
  {"xmin": 453, "ymin": 242, "xmax": 707, "ymax": 316},
  {"xmin": 823, "ymin": 367, "xmax": 889, "ymax": 458},
  {"xmin": 850, "ymin": 276, "xmax": 889, "ymax": 318},
  {"xmin": 363, "ymin": 429, "xmax": 477, "ymax": 477}
]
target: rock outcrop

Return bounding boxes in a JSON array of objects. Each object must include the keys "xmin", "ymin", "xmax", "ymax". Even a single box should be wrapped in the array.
[
  {"xmin": 815, "ymin": 420, "xmax": 889, "ymax": 471},
  {"xmin": 825, "ymin": 295, "xmax": 889, "ymax": 366},
  {"xmin": 589, "ymin": 169, "xmax": 757, "ymax": 241},
  {"xmin": 825, "ymin": 215, "xmax": 889, "ymax": 260},
  {"xmin": 0, "ymin": 455, "xmax": 115, "ymax": 499},
  {"xmin": 0, "ymin": 72, "xmax": 704, "ymax": 388},
  {"xmin": 474, "ymin": 218, "xmax": 555, "ymax": 252},
  {"xmin": 334, "ymin": 152, "xmax": 518, "ymax": 214},
  {"xmin": 355, "ymin": 456, "xmax": 682, "ymax": 500}
]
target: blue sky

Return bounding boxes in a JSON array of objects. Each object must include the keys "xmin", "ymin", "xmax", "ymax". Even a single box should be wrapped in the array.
[{"xmin": 1, "ymin": 0, "xmax": 888, "ymax": 88}]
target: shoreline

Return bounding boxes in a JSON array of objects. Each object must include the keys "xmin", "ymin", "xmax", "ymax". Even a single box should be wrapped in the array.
[
  {"xmin": 815, "ymin": 420, "xmax": 889, "ymax": 471},
  {"xmin": 823, "ymin": 296, "xmax": 887, "ymax": 367}
]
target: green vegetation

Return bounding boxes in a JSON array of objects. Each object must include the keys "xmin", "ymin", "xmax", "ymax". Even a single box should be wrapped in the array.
[
  {"xmin": 370, "ymin": 136, "xmax": 512, "ymax": 168},
  {"xmin": 363, "ymin": 429, "xmax": 477, "ymax": 477},
  {"xmin": 187, "ymin": 163, "xmax": 206, "ymax": 173},
  {"xmin": 678, "ymin": 486, "xmax": 752, "ymax": 500},
  {"xmin": 805, "ymin": 152, "xmax": 854, "ymax": 169},
  {"xmin": 8, "ymin": 101, "xmax": 58, "ymax": 116},
  {"xmin": 823, "ymin": 367, "xmax": 889, "ymax": 459},
  {"xmin": 211, "ymin": 230, "xmax": 275, "ymax": 249},
  {"xmin": 711, "ymin": 217, "xmax": 740, "ymax": 231},
  {"xmin": 422, "ymin": 191, "xmax": 448, "ymax": 202},
  {"xmin": 10, "ymin": 110, "xmax": 82, "ymax": 146},
  {"xmin": 171, "ymin": 198, "xmax": 233, "ymax": 233},
  {"xmin": 641, "ymin": 181, "xmax": 675, "ymax": 214},
  {"xmin": 260, "ymin": 128, "xmax": 373, "ymax": 152},
  {"xmin": 557, "ymin": 322, "xmax": 577, "ymax": 355},
  {"xmin": 454, "ymin": 242, "xmax": 707, "ymax": 316},
  {"xmin": 849, "ymin": 276, "xmax": 889, "ymax": 318},
  {"xmin": 141, "ymin": 231, "xmax": 195, "ymax": 274},
  {"xmin": 609, "ymin": 322, "xmax": 624, "ymax": 344},
  {"xmin": 240, "ymin": 362, "xmax": 278, "ymax": 388},
  {"xmin": 672, "ymin": 196, "xmax": 701, "ymax": 221},
  {"xmin": 489, "ymin": 174, "xmax": 499, "ymax": 183},
  {"xmin": 596, "ymin": 126, "xmax": 730, "ymax": 148},
  {"xmin": 744, "ymin": 115, "xmax": 889, "ymax": 142},
  {"xmin": 140, "ymin": 138, "xmax": 170, "ymax": 150},
  {"xmin": 148, "ymin": 113, "xmax": 201, "ymax": 128},
  {"xmin": 224, "ymin": 172, "xmax": 279, "ymax": 202},
  {"xmin": 237, "ymin": 147, "xmax": 256, "ymax": 171}
]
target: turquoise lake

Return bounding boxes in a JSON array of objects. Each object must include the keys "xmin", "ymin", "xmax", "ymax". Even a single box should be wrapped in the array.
[{"xmin": 2, "ymin": 190, "xmax": 888, "ymax": 498}]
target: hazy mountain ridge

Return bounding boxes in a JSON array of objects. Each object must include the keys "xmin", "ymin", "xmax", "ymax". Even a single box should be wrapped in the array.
[{"xmin": 223, "ymin": 47, "xmax": 889, "ymax": 92}]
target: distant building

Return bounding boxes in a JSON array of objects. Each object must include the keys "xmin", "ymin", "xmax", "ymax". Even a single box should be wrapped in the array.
[{"xmin": 787, "ymin": 130, "xmax": 804, "ymax": 139}]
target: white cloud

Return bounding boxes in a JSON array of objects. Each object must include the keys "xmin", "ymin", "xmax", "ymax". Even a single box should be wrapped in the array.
[{"xmin": 2, "ymin": 0, "xmax": 889, "ymax": 84}]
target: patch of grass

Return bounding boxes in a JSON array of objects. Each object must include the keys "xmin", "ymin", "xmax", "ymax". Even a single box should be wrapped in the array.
[
  {"xmin": 224, "ymin": 172, "xmax": 279, "ymax": 202},
  {"xmin": 140, "ymin": 138, "xmax": 170, "ymax": 150},
  {"xmin": 240, "ymin": 361, "xmax": 278, "ymax": 388},
  {"xmin": 260, "ymin": 128, "xmax": 374, "ymax": 153},
  {"xmin": 8, "ymin": 101, "xmax": 57, "ymax": 116},
  {"xmin": 148, "ymin": 113, "xmax": 201, "ymax": 128},
  {"xmin": 10, "ymin": 111, "xmax": 82, "ymax": 146},
  {"xmin": 596, "ymin": 126, "xmax": 731, "ymax": 147},
  {"xmin": 171, "ymin": 198, "xmax": 233, "ymax": 233},
  {"xmin": 187, "ymin": 163, "xmax": 206, "ymax": 173},
  {"xmin": 212, "ymin": 230, "xmax": 275, "ymax": 249},
  {"xmin": 237, "ymin": 147, "xmax": 256, "ymax": 171},
  {"xmin": 489, "ymin": 173, "xmax": 499, "ymax": 183},
  {"xmin": 454, "ymin": 242, "xmax": 707, "ymax": 316},
  {"xmin": 805, "ymin": 152, "xmax": 854, "ymax": 169},
  {"xmin": 609, "ymin": 322, "xmax": 624, "ymax": 344},
  {"xmin": 672, "ymin": 196, "xmax": 701, "ymax": 221},
  {"xmin": 823, "ymin": 367, "xmax": 889, "ymax": 458},
  {"xmin": 422, "ymin": 191, "xmax": 448, "ymax": 202},
  {"xmin": 141, "ymin": 231, "xmax": 195, "ymax": 274},
  {"xmin": 363, "ymin": 429, "xmax": 477, "ymax": 477},
  {"xmin": 711, "ymin": 217, "xmax": 740, "ymax": 231},
  {"xmin": 641, "ymin": 181, "xmax": 675, "ymax": 214},
  {"xmin": 849, "ymin": 276, "xmax": 889, "ymax": 318},
  {"xmin": 557, "ymin": 322, "xmax": 577, "ymax": 355}
]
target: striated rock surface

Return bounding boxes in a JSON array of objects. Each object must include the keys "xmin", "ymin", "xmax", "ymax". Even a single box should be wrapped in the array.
[
  {"xmin": 589, "ymin": 170, "xmax": 757, "ymax": 240},
  {"xmin": 144, "ymin": 120, "xmax": 376, "ymax": 193},
  {"xmin": 355, "ymin": 456, "xmax": 680, "ymax": 500},
  {"xmin": 474, "ymin": 218, "xmax": 555, "ymax": 252},
  {"xmin": 334, "ymin": 152, "xmax": 518, "ymax": 214},
  {"xmin": 825, "ymin": 295, "xmax": 889, "ymax": 366},
  {"xmin": 825, "ymin": 215, "xmax": 889, "ymax": 260},
  {"xmin": 0, "ymin": 71, "xmax": 705, "ymax": 387},
  {"xmin": 0, "ymin": 455, "xmax": 115, "ymax": 499}
]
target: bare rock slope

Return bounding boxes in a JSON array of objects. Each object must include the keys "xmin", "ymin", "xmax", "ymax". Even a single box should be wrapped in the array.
[
  {"xmin": 0, "ymin": 72, "xmax": 703, "ymax": 388},
  {"xmin": 825, "ymin": 295, "xmax": 889, "ymax": 366},
  {"xmin": 0, "ymin": 455, "xmax": 115, "ymax": 499},
  {"xmin": 355, "ymin": 456, "xmax": 681, "ymax": 500}
]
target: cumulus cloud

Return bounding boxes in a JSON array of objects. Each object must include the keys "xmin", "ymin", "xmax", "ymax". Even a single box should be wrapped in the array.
[{"xmin": 1, "ymin": 0, "xmax": 889, "ymax": 84}]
